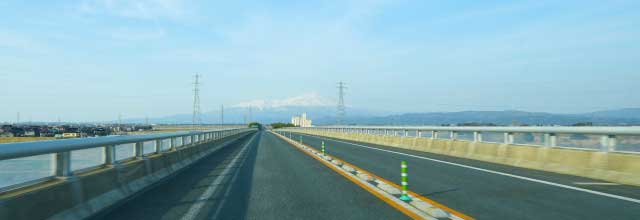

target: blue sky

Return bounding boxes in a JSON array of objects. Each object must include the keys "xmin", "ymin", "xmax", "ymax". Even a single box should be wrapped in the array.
[{"xmin": 1, "ymin": 0, "xmax": 639, "ymax": 122}]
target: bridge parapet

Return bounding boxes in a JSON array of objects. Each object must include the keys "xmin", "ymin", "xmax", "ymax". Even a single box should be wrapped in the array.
[
  {"xmin": 282, "ymin": 126, "xmax": 640, "ymax": 186},
  {"xmin": 0, "ymin": 128, "xmax": 256, "ymax": 220}
]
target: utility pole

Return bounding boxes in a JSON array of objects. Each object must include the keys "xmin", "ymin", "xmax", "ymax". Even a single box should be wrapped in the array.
[
  {"xmin": 220, "ymin": 104, "xmax": 224, "ymax": 128},
  {"xmin": 243, "ymin": 113, "xmax": 247, "ymax": 125},
  {"xmin": 337, "ymin": 82, "xmax": 347, "ymax": 125},
  {"xmin": 118, "ymin": 113, "xmax": 122, "ymax": 133},
  {"xmin": 192, "ymin": 74, "xmax": 202, "ymax": 129}
]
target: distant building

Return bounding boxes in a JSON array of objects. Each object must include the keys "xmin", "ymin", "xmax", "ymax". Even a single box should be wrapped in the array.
[
  {"xmin": 291, "ymin": 113, "xmax": 312, "ymax": 127},
  {"xmin": 61, "ymin": 133, "xmax": 79, "ymax": 139}
]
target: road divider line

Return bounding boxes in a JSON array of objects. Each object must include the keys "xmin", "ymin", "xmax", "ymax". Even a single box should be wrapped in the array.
[
  {"xmin": 573, "ymin": 182, "xmax": 620, "ymax": 186},
  {"xmin": 272, "ymin": 131, "xmax": 472, "ymax": 220},
  {"xmin": 209, "ymin": 133, "xmax": 259, "ymax": 219},
  {"xmin": 285, "ymin": 133, "xmax": 474, "ymax": 220},
  {"xmin": 180, "ymin": 133, "xmax": 257, "ymax": 220},
  {"xmin": 296, "ymin": 133, "xmax": 640, "ymax": 205}
]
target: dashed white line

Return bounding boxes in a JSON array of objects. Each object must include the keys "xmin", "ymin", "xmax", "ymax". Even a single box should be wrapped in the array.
[
  {"xmin": 297, "ymin": 133, "xmax": 640, "ymax": 205},
  {"xmin": 180, "ymin": 134, "xmax": 257, "ymax": 220}
]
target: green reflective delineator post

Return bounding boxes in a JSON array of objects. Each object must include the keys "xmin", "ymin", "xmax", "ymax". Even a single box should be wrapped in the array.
[
  {"xmin": 399, "ymin": 160, "xmax": 411, "ymax": 201},
  {"xmin": 299, "ymin": 136, "xmax": 302, "ymax": 144},
  {"xmin": 322, "ymin": 141, "xmax": 326, "ymax": 156}
]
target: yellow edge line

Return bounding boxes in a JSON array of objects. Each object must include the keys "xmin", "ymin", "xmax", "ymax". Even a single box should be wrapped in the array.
[
  {"xmin": 279, "ymin": 131, "xmax": 476, "ymax": 220},
  {"xmin": 272, "ymin": 131, "xmax": 426, "ymax": 220},
  {"xmin": 346, "ymin": 161, "xmax": 475, "ymax": 220}
]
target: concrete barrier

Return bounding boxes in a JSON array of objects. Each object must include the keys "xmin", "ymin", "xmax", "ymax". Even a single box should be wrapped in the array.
[
  {"xmin": 0, "ymin": 131, "xmax": 254, "ymax": 220},
  {"xmin": 287, "ymin": 130, "xmax": 640, "ymax": 186}
]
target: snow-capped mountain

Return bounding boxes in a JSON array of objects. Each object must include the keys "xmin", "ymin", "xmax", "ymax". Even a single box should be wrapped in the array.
[
  {"xmin": 148, "ymin": 93, "xmax": 345, "ymax": 124},
  {"xmin": 230, "ymin": 93, "xmax": 335, "ymax": 110},
  {"xmin": 138, "ymin": 93, "xmax": 385, "ymax": 125}
]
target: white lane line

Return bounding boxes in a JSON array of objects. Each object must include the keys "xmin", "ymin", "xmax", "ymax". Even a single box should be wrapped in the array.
[
  {"xmin": 297, "ymin": 133, "xmax": 640, "ymax": 205},
  {"xmin": 209, "ymin": 133, "xmax": 260, "ymax": 220},
  {"xmin": 181, "ymin": 134, "xmax": 257, "ymax": 220},
  {"xmin": 574, "ymin": 182, "xmax": 620, "ymax": 186}
]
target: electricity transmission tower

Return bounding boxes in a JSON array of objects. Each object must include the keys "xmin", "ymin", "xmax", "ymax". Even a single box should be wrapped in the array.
[
  {"xmin": 337, "ymin": 82, "xmax": 347, "ymax": 125},
  {"xmin": 192, "ymin": 74, "xmax": 202, "ymax": 128}
]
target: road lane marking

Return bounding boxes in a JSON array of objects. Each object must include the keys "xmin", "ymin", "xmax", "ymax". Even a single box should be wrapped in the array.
[
  {"xmin": 271, "ymin": 131, "xmax": 433, "ymax": 220},
  {"xmin": 573, "ymin": 182, "xmax": 620, "ymax": 186},
  {"xmin": 308, "ymin": 141, "xmax": 475, "ymax": 220},
  {"xmin": 180, "ymin": 134, "xmax": 257, "ymax": 220},
  {"xmin": 296, "ymin": 133, "xmax": 640, "ymax": 205},
  {"xmin": 209, "ymin": 133, "xmax": 259, "ymax": 219}
]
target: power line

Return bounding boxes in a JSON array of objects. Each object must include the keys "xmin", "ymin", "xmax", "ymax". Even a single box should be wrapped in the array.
[
  {"xmin": 192, "ymin": 74, "xmax": 202, "ymax": 128},
  {"xmin": 337, "ymin": 82, "xmax": 347, "ymax": 125}
]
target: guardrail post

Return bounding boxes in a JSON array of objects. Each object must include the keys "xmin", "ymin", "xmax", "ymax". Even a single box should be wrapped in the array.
[
  {"xmin": 170, "ymin": 137, "xmax": 177, "ymax": 150},
  {"xmin": 155, "ymin": 139, "xmax": 163, "ymax": 153},
  {"xmin": 404, "ymin": 130, "xmax": 409, "ymax": 137},
  {"xmin": 135, "ymin": 142, "xmax": 144, "ymax": 158},
  {"xmin": 417, "ymin": 130, "xmax": 422, "ymax": 138},
  {"xmin": 474, "ymin": 131, "xmax": 482, "ymax": 142},
  {"xmin": 104, "ymin": 145, "xmax": 116, "ymax": 166},
  {"xmin": 432, "ymin": 131, "xmax": 438, "ymax": 139},
  {"xmin": 451, "ymin": 131, "xmax": 458, "ymax": 140},
  {"xmin": 544, "ymin": 133, "xmax": 557, "ymax": 147},
  {"xmin": 600, "ymin": 135, "xmax": 617, "ymax": 152},
  {"xmin": 53, "ymin": 151, "xmax": 72, "ymax": 177},
  {"xmin": 504, "ymin": 132, "xmax": 515, "ymax": 144}
]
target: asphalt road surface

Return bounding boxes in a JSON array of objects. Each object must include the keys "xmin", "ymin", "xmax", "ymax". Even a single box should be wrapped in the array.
[
  {"xmin": 92, "ymin": 131, "xmax": 408, "ymax": 220},
  {"xmin": 283, "ymin": 131, "xmax": 640, "ymax": 220}
]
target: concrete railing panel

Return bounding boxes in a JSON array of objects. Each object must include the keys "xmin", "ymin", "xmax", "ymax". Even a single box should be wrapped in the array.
[
  {"xmin": 0, "ymin": 130, "xmax": 255, "ymax": 220},
  {"xmin": 286, "ymin": 129, "xmax": 640, "ymax": 186}
]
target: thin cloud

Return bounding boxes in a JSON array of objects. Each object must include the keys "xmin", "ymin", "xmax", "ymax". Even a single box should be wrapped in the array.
[{"xmin": 78, "ymin": 0, "xmax": 188, "ymax": 20}]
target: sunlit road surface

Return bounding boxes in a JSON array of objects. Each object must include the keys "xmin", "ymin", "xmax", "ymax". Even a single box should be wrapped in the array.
[
  {"xmin": 91, "ymin": 131, "xmax": 408, "ymax": 220},
  {"xmin": 288, "ymin": 132, "xmax": 640, "ymax": 220}
]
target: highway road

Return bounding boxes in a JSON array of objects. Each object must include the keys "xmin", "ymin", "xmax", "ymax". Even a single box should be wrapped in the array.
[
  {"xmin": 91, "ymin": 131, "xmax": 408, "ymax": 220},
  {"xmin": 285, "ymin": 131, "xmax": 640, "ymax": 220}
]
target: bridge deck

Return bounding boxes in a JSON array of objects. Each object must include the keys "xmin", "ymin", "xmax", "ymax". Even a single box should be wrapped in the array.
[
  {"xmin": 290, "ymin": 132, "xmax": 640, "ymax": 220},
  {"xmin": 92, "ymin": 131, "xmax": 407, "ymax": 220}
]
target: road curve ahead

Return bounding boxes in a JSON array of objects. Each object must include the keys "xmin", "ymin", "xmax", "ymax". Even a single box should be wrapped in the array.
[
  {"xmin": 92, "ymin": 131, "xmax": 408, "ymax": 220},
  {"xmin": 285, "ymin": 132, "xmax": 640, "ymax": 220}
]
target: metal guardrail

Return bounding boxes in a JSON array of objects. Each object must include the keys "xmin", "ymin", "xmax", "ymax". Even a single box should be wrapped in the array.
[
  {"xmin": 286, "ymin": 126, "xmax": 640, "ymax": 152},
  {"xmin": 0, "ymin": 128, "xmax": 253, "ymax": 191}
]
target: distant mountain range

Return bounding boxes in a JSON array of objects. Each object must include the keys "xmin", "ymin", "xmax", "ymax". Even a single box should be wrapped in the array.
[
  {"xmin": 127, "ymin": 93, "xmax": 640, "ymax": 126},
  {"xmin": 316, "ymin": 109, "xmax": 640, "ymax": 126}
]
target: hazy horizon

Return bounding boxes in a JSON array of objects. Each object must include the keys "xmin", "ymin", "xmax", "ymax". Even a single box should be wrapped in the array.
[{"xmin": 2, "ymin": 1, "xmax": 639, "ymax": 122}]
